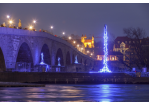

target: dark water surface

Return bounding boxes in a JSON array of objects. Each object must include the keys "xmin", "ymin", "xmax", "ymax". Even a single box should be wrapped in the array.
[{"xmin": 0, "ymin": 84, "xmax": 149, "ymax": 102}]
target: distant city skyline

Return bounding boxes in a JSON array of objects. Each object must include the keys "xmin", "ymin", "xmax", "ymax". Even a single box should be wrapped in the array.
[{"xmin": 0, "ymin": 3, "xmax": 149, "ymax": 42}]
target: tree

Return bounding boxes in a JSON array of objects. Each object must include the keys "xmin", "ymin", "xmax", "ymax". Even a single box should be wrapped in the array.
[{"xmin": 120, "ymin": 27, "xmax": 149, "ymax": 70}]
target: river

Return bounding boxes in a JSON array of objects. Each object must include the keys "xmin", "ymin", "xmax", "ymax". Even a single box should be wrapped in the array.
[{"xmin": 0, "ymin": 84, "xmax": 149, "ymax": 102}]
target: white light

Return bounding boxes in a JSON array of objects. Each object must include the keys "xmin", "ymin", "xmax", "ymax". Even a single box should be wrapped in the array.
[
  {"xmin": 62, "ymin": 32, "xmax": 65, "ymax": 35},
  {"xmin": 7, "ymin": 15, "xmax": 10, "ymax": 18},
  {"xmin": 91, "ymin": 53, "xmax": 93, "ymax": 55},
  {"xmin": 87, "ymin": 51, "xmax": 89, "ymax": 53},
  {"xmin": 51, "ymin": 26, "xmax": 53, "ymax": 29},
  {"xmin": 81, "ymin": 48, "xmax": 83, "ymax": 50},
  {"xmin": 33, "ymin": 20, "xmax": 36, "ymax": 23},
  {"xmin": 73, "ymin": 41, "xmax": 76, "ymax": 44},
  {"xmin": 77, "ymin": 44, "xmax": 79, "ymax": 47}
]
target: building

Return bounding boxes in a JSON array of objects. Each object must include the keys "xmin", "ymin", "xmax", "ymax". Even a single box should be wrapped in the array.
[
  {"xmin": 113, "ymin": 36, "xmax": 131, "ymax": 61},
  {"xmin": 81, "ymin": 34, "xmax": 94, "ymax": 48},
  {"xmin": 95, "ymin": 51, "xmax": 124, "ymax": 71}
]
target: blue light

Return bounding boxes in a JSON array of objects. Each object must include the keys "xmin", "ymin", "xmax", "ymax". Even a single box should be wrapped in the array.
[
  {"xmin": 58, "ymin": 57, "xmax": 61, "ymax": 66},
  {"xmin": 99, "ymin": 25, "xmax": 111, "ymax": 73},
  {"xmin": 39, "ymin": 53, "xmax": 49, "ymax": 72},
  {"xmin": 40, "ymin": 53, "xmax": 45, "ymax": 65},
  {"xmin": 74, "ymin": 55, "xmax": 78, "ymax": 64}
]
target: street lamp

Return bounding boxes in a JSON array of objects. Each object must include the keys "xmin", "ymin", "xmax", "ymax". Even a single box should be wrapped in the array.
[
  {"xmin": 73, "ymin": 41, "xmax": 76, "ymax": 44},
  {"xmin": 33, "ymin": 20, "xmax": 36, "ymax": 23},
  {"xmin": 50, "ymin": 26, "xmax": 53, "ymax": 34},
  {"xmin": 33, "ymin": 20, "xmax": 36, "ymax": 30},
  {"xmin": 29, "ymin": 26, "xmax": 33, "ymax": 30},
  {"xmin": 9, "ymin": 20, "xmax": 13, "ymax": 24},
  {"xmin": 62, "ymin": 32, "xmax": 65, "ymax": 35},
  {"xmin": 77, "ymin": 44, "xmax": 79, "ymax": 47},
  {"xmin": 68, "ymin": 37, "xmax": 71, "ymax": 40},
  {"xmin": 87, "ymin": 51, "xmax": 89, "ymax": 53},
  {"xmin": 9, "ymin": 20, "xmax": 13, "ymax": 27},
  {"xmin": 7, "ymin": 15, "xmax": 10, "ymax": 19}
]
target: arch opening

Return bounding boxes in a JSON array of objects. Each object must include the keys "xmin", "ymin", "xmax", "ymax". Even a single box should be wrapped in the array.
[
  {"xmin": 40, "ymin": 44, "xmax": 51, "ymax": 65},
  {"xmin": 55, "ymin": 48, "xmax": 64, "ymax": 66},
  {"xmin": 66, "ymin": 51, "xmax": 71, "ymax": 65},
  {"xmin": 0, "ymin": 48, "xmax": 6, "ymax": 71},
  {"xmin": 16, "ymin": 42, "xmax": 33, "ymax": 72},
  {"xmin": 80, "ymin": 58, "xmax": 82, "ymax": 64},
  {"xmin": 72, "ymin": 54, "xmax": 75, "ymax": 63}
]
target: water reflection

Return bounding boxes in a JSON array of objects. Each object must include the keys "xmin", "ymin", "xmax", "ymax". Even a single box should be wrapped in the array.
[{"xmin": 0, "ymin": 84, "xmax": 149, "ymax": 102}]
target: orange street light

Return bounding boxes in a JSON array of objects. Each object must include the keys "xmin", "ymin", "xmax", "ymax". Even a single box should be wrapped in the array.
[
  {"xmin": 29, "ymin": 26, "xmax": 33, "ymax": 30},
  {"xmin": 68, "ymin": 37, "xmax": 71, "ymax": 40},
  {"xmin": 9, "ymin": 20, "xmax": 13, "ymax": 24}
]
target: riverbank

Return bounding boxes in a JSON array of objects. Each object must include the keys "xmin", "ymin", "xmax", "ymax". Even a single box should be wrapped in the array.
[
  {"xmin": 0, "ymin": 82, "xmax": 45, "ymax": 87},
  {"xmin": 0, "ymin": 72, "xmax": 149, "ymax": 84}
]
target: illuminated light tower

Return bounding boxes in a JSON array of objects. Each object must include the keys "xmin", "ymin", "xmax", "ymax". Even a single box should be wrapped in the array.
[{"xmin": 99, "ymin": 24, "xmax": 111, "ymax": 73}]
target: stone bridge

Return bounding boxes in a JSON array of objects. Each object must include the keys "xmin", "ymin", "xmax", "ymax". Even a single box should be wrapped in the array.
[{"xmin": 0, "ymin": 27, "xmax": 94, "ymax": 72}]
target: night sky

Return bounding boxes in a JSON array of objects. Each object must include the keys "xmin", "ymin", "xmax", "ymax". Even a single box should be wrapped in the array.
[{"xmin": 0, "ymin": 3, "xmax": 149, "ymax": 42}]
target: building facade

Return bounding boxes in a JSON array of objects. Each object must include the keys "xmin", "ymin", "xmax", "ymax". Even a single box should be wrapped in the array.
[{"xmin": 81, "ymin": 34, "xmax": 94, "ymax": 48}]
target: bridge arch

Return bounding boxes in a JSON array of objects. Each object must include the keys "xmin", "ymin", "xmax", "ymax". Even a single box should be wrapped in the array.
[
  {"xmin": 40, "ymin": 44, "xmax": 51, "ymax": 65},
  {"xmin": 55, "ymin": 48, "xmax": 64, "ymax": 66},
  {"xmin": 72, "ymin": 54, "xmax": 75, "ymax": 63},
  {"xmin": 16, "ymin": 42, "xmax": 34, "ymax": 67},
  {"xmin": 80, "ymin": 58, "xmax": 83, "ymax": 64},
  {"xmin": 84, "ymin": 59, "xmax": 87, "ymax": 66},
  {"xmin": 66, "ymin": 51, "xmax": 71, "ymax": 65},
  {"xmin": 0, "ymin": 47, "xmax": 6, "ymax": 71}
]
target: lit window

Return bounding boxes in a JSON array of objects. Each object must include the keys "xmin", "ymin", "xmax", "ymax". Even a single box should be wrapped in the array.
[
  {"xmin": 115, "ymin": 56, "xmax": 117, "ymax": 60},
  {"xmin": 107, "ymin": 57, "xmax": 109, "ymax": 61},
  {"xmin": 99, "ymin": 57, "xmax": 102, "ymax": 60},
  {"xmin": 97, "ymin": 55, "xmax": 100, "ymax": 60},
  {"xmin": 112, "ymin": 57, "xmax": 114, "ymax": 61}
]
